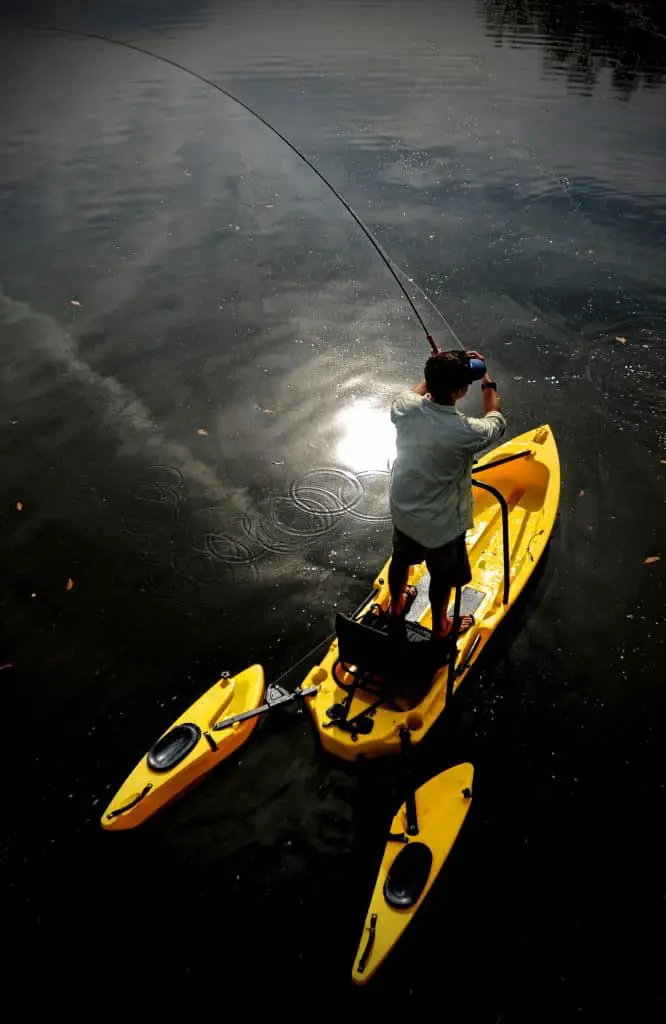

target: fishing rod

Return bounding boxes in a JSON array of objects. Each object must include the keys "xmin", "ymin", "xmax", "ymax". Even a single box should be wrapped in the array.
[
  {"xmin": 9, "ymin": 20, "xmax": 471, "ymax": 720},
  {"xmin": 15, "ymin": 20, "xmax": 468, "ymax": 355}
]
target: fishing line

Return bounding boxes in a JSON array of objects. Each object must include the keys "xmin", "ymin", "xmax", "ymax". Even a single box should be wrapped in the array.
[
  {"xmin": 268, "ymin": 582, "xmax": 379, "ymax": 688},
  {"xmin": 16, "ymin": 20, "xmax": 465, "ymax": 354},
  {"xmin": 269, "ymin": 629, "xmax": 336, "ymax": 688},
  {"xmin": 393, "ymin": 264, "xmax": 464, "ymax": 350}
]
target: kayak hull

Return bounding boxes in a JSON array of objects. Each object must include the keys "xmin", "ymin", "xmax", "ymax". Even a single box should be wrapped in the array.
[
  {"xmin": 305, "ymin": 425, "xmax": 560, "ymax": 761},
  {"xmin": 102, "ymin": 665, "xmax": 265, "ymax": 830},
  {"xmin": 352, "ymin": 763, "xmax": 474, "ymax": 985}
]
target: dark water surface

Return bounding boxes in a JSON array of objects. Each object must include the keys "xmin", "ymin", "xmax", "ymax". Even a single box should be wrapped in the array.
[{"xmin": 1, "ymin": 0, "xmax": 664, "ymax": 1016}]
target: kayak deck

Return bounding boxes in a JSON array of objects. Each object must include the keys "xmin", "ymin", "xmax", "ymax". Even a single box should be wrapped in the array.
[
  {"xmin": 304, "ymin": 424, "xmax": 560, "ymax": 761},
  {"xmin": 102, "ymin": 665, "xmax": 265, "ymax": 830},
  {"xmin": 352, "ymin": 762, "xmax": 474, "ymax": 984}
]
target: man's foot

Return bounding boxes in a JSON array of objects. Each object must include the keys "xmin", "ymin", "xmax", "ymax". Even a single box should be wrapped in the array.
[
  {"xmin": 432, "ymin": 613, "xmax": 475, "ymax": 641},
  {"xmin": 388, "ymin": 585, "xmax": 418, "ymax": 620}
]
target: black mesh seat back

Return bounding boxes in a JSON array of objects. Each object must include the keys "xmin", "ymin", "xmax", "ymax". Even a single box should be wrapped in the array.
[
  {"xmin": 335, "ymin": 614, "xmax": 451, "ymax": 683},
  {"xmin": 335, "ymin": 614, "xmax": 394, "ymax": 674},
  {"xmin": 147, "ymin": 723, "xmax": 202, "ymax": 772}
]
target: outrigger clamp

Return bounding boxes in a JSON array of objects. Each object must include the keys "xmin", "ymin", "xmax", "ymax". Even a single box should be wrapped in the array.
[{"xmin": 213, "ymin": 684, "xmax": 318, "ymax": 732}]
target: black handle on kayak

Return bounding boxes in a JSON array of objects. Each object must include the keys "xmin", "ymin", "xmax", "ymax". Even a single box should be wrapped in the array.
[
  {"xmin": 471, "ymin": 479, "xmax": 510, "ymax": 605},
  {"xmin": 106, "ymin": 783, "xmax": 153, "ymax": 820},
  {"xmin": 445, "ymin": 535, "xmax": 466, "ymax": 708},
  {"xmin": 446, "ymin": 588, "xmax": 462, "ymax": 708},
  {"xmin": 357, "ymin": 913, "xmax": 378, "ymax": 974},
  {"xmin": 471, "ymin": 450, "xmax": 532, "ymax": 475},
  {"xmin": 456, "ymin": 633, "xmax": 482, "ymax": 677},
  {"xmin": 399, "ymin": 726, "xmax": 419, "ymax": 837},
  {"xmin": 203, "ymin": 731, "xmax": 218, "ymax": 751}
]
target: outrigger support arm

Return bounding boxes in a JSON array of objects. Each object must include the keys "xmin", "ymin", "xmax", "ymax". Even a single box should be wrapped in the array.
[
  {"xmin": 213, "ymin": 684, "xmax": 317, "ymax": 731},
  {"xmin": 215, "ymin": 589, "xmax": 379, "ymax": 734}
]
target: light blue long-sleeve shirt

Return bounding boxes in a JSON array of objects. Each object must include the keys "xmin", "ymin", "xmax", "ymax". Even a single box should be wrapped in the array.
[{"xmin": 389, "ymin": 390, "xmax": 506, "ymax": 548}]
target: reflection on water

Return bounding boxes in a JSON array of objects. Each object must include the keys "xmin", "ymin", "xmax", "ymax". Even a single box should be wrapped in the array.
[
  {"xmin": 335, "ymin": 399, "xmax": 397, "ymax": 473},
  {"xmin": 482, "ymin": 0, "xmax": 666, "ymax": 95}
]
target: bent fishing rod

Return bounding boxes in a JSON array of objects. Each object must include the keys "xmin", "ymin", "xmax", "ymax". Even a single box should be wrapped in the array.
[{"xmin": 14, "ymin": 20, "xmax": 468, "ymax": 355}]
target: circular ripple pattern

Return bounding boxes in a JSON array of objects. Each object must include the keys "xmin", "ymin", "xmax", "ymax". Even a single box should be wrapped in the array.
[
  {"xmin": 129, "ymin": 465, "xmax": 186, "ymax": 510},
  {"xmin": 126, "ymin": 463, "xmax": 394, "ymax": 578},
  {"xmin": 172, "ymin": 545, "xmax": 261, "ymax": 587},
  {"xmin": 245, "ymin": 494, "xmax": 339, "ymax": 554},
  {"xmin": 289, "ymin": 468, "xmax": 364, "ymax": 518},
  {"xmin": 205, "ymin": 527, "xmax": 263, "ymax": 566},
  {"xmin": 346, "ymin": 469, "xmax": 392, "ymax": 522}
]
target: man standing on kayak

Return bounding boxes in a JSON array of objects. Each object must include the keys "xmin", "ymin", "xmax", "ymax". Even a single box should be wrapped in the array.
[{"xmin": 388, "ymin": 350, "xmax": 505, "ymax": 640}]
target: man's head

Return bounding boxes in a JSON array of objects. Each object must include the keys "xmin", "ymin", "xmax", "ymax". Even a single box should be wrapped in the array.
[{"xmin": 424, "ymin": 350, "xmax": 472, "ymax": 404}]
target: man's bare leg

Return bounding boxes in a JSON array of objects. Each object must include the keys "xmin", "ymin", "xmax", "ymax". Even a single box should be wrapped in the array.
[
  {"xmin": 428, "ymin": 569, "xmax": 473, "ymax": 639},
  {"xmin": 428, "ymin": 574, "xmax": 452, "ymax": 639},
  {"xmin": 388, "ymin": 553, "xmax": 412, "ymax": 617}
]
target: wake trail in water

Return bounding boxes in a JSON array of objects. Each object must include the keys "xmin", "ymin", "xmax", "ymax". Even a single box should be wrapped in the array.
[{"xmin": 0, "ymin": 287, "xmax": 253, "ymax": 512}]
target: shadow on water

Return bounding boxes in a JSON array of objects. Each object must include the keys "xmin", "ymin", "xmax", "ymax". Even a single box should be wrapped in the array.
[{"xmin": 482, "ymin": 0, "xmax": 666, "ymax": 96}]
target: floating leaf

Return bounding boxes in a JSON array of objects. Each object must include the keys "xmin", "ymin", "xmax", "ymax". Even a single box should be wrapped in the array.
[
  {"xmin": 197, "ymin": 428, "xmax": 209, "ymax": 436},
  {"xmin": 0, "ymin": 663, "xmax": 13, "ymax": 672},
  {"xmin": 70, "ymin": 299, "xmax": 81, "ymax": 307},
  {"xmin": 643, "ymin": 556, "xmax": 660, "ymax": 565},
  {"xmin": 615, "ymin": 336, "xmax": 627, "ymax": 344},
  {"xmin": 16, "ymin": 501, "xmax": 23, "ymax": 511},
  {"xmin": 66, "ymin": 577, "xmax": 75, "ymax": 591}
]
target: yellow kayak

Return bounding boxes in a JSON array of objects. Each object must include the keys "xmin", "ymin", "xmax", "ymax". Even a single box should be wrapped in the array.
[
  {"xmin": 305, "ymin": 424, "xmax": 560, "ymax": 761},
  {"xmin": 352, "ymin": 756, "xmax": 473, "ymax": 984},
  {"xmin": 102, "ymin": 666, "xmax": 265, "ymax": 830}
]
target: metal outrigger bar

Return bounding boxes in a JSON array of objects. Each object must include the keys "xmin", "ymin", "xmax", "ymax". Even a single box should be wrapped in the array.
[{"xmin": 212, "ymin": 684, "xmax": 318, "ymax": 732}]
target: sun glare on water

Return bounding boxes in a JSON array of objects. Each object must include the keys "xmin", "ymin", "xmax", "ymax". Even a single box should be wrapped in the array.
[{"xmin": 335, "ymin": 400, "xmax": 396, "ymax": 473}]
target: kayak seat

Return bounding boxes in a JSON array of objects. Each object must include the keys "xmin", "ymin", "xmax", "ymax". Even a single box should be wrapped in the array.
[
  {"xmin": 335, "ymin": 613, "xmax": 451, "ymax": 688},
  {"xmin": 384, "ymin": 841, "xmax": 433, "ymax": 909},
  {"xmin": 147, "ymin": 723, "xmax": 202, "ymax": 773}
]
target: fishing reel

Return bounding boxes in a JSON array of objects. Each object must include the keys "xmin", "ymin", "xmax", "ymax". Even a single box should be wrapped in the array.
[
  {"xmin": 431, "ymin": 349, "xmax": 487, "ymax": 383},
  {"xmin": 467, "ymin": 356, "xmax": 487, "ymax": 381}
]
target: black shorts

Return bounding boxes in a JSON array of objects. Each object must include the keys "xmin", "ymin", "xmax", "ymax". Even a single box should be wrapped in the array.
[{"xmin": 392, "ymin": 527, "xmax": 472, "ymax": 587}]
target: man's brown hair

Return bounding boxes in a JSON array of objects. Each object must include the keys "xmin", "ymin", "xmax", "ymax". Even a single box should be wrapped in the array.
[{"xmin": 424, "ymin": 350, "xmax": 471, "ymax": 402}]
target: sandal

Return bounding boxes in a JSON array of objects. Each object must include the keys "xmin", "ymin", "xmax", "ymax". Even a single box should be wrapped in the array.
[
  {"xmin": 432, "ymin": 613, "xmax": 475, "ymax": 641},
  {"xmin": 389, "ymin": 584, "xmax": 418, "ymax": 621}
]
